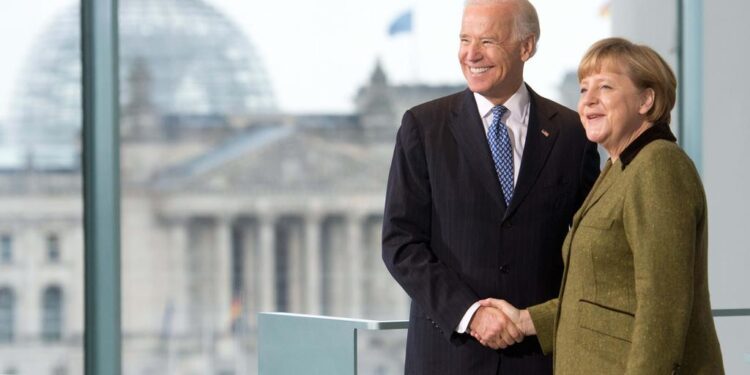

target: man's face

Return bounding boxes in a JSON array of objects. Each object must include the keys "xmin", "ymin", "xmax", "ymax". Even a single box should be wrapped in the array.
[{"xmin": 458, "ymin": 3, "xmax": 532, "ymax": 104}]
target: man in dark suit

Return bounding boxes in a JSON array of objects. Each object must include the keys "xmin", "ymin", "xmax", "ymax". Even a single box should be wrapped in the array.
[{"xmin": 381, "ymin": 0, "xmax": 600, "ymax": 373}]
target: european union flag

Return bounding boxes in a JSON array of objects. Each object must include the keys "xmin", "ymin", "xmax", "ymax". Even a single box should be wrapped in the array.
[{"xmin": 388, "ymin": 10, "xmax": 413, "ymax": 36}]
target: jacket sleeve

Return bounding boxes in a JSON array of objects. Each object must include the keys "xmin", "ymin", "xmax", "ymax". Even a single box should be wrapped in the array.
[
  {"xmin": 527, "ymin": 298, "xmax": 559, "ymax": 355},
  {"xmin": 622, "ymin": 146, "xmax": 703, "ymax": 374},
  {"xmin": 381, "ymin": 110, "xmax": 479, "ymax": 342}
]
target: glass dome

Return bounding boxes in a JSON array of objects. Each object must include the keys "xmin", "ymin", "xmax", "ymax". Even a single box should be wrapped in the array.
[{"xmin": 7, "ymin": 0, "xmax": 277, "ymax": 169}]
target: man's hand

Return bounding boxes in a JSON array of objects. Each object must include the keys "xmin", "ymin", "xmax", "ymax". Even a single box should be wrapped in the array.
[
  {"xmin": 468, "ymin": 305, "xmax": 524, "ymax": 349},
  {"xmin": 479, "ymin": 298, "xmax": 537, "ymax": 336}
]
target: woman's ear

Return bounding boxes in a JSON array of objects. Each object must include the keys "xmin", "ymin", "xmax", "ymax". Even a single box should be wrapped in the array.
[{"xmin": 638, "ymin": 88, "xmax": 655, "ymax": 115}]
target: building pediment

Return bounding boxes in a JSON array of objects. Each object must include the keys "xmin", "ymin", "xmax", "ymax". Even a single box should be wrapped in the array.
[{"xmin": 152, "ymin": 125, "xmax": 393, "ymax": 195}]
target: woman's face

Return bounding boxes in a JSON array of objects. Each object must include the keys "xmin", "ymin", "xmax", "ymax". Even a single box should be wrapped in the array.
[{"xmin": 577, "ymin": 66, "xmax": 652, "ymax": 156}]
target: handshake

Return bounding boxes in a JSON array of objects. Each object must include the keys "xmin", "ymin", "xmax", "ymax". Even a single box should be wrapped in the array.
[{"xmin": 468, "ymin": 299, "xmax": 537, "ymax": 350}]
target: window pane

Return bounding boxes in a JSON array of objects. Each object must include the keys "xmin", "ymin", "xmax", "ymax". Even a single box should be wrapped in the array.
[
  {"xmin": 0, "ymin": 235, "xmax": 12, "ymax": 263},
  {"xmin": 0, "ymin": 0, "xmax": 83, "ymax": 373},
  {"xmin": 47, "ymin": 234, "xmax": 61, "ymax": 263},
  {"xmin": 703, "ymin": 0, "xmax": 750, "ymax": 371},
  {"xmin": 0, "ymin": 288, "xmax": 14, "ymax": 342},
  {"xmin": 611, "ymin": 0, "xmax": 750, "ymax": 371},
  {"xmin": 118, "ymin": 1, "xmax": 610, "ymax": 374},
  {"xmin": 42, "ymin": 286, "xmax": 64, "ymax": 341}
]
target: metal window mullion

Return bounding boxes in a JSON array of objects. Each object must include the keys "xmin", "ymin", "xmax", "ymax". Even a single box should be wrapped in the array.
[
  {"xmin": 680, "ymin": 0, "xmax": 703, "ymax": 172},
  {"xmin": 712, "ymin": 309, "xmax": 750, "ymax": 317},
  {"xmin": 81, "ymin": 0, "xmax": 121, "ymax": 374}
]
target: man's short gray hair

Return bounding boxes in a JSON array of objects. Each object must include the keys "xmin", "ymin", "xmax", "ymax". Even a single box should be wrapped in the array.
[{"xmin": 464, "ymin": 0, "xmax": 540, "ymax": 57}]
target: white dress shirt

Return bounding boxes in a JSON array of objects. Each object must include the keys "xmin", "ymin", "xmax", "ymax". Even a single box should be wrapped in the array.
[
  {"xmin": 475, "ymin": 83, "xmax": 530, "ymax": 182},
  {"xmin": 456, "ymin": 83, "xmax": 531, "ymax": 334}
]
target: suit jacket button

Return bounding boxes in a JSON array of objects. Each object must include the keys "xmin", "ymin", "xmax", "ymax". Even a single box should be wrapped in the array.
[{"xmin": 499, "ymin": 264, "xmax": 509, "ymax": 274}]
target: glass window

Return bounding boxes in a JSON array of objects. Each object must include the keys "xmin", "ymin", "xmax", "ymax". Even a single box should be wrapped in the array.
[
  {"xmin": 0, "ymin": 1, "xmax": 83, "ymax": 373},
  {"xmin": 0, "ymin": 235, "xmax": 11, "ymax": 263},
  {"xmin": 610, "ymin": 0, "xmax": 750, "ymax": 371},
  {"xmin": 46, "ymin": 234, "xmax": 61, "ymax": 263},
  {"xmin": 118, "ymin": 1, "xmax": 612, "ymax": 373},
  {"xmin": 0, "ymin": 288, "xmax": 14, "ymax": 342},
  {"xmin": 42, "ymin": 286, "xmax": 63, "ymax": 342},
  {"xmin": 5, "ymin": 0, "xmax": 745, "ymax": 373}
]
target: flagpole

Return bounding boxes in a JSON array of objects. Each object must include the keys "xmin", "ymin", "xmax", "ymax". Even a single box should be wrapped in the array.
[
  {"xmin": 410, "ymin": 30, "xmax": 419, "ymax": 84},
  {"xmin": 409, "ymin": 3, "xmax": 418, "ymax": 84}
]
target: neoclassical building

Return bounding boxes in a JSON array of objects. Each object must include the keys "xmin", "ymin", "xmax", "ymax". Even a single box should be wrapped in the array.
[{"xmin": 0, "ymin": 0, "xmax": 463, "ymax": 374}]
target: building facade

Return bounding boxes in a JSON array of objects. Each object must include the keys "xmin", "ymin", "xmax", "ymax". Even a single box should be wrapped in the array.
[{"xmin": 0, "ymin": 1, "xmax": 465, "ymax": 374}]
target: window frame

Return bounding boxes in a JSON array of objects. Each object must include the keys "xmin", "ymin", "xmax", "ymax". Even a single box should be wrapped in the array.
[{"xmin": 81, "ymin": 0, "xmax": 121, "ymax": 374}]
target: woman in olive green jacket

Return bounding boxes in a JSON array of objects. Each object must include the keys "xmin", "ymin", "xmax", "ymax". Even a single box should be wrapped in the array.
[{"xmin": 476, "ymin": 38, "xmax": 724, "ymax": 374}]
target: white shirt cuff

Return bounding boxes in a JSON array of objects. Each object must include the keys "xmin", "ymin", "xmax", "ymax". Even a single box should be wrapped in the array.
[{"xmin": 456, "ymin": 301, "xmax": 481, "ymax": 333}]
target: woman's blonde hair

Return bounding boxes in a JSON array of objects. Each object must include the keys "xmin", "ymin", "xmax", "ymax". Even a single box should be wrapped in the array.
[{"xmin": 578, "ymin": 37, "xmax": 677, "ymax": 125}]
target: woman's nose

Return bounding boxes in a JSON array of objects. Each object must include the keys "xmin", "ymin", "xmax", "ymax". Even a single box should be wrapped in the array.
[{"xmin": 580, "ymin": 89, "xmax": 597, "ymax": 105}]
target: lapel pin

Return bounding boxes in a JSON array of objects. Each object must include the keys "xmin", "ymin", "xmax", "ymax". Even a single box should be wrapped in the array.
[{"xmin": 541, "ymin": 129, "xmax": 550, "ymax": 137}]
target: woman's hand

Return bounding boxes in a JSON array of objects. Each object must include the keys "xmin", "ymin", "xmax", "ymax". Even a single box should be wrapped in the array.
[
  {"xmin": 479, "ymin": 298, "xmax": 537, "ymax": 336},
  {"xmin": 468, "ymin": 305, "xmax": 524, "ymax": 349}
]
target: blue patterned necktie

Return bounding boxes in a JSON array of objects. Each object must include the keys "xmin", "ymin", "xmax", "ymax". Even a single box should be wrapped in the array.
[{"xmin": 487, "ymin": 105, "xmax": 514, "ymax": 206}]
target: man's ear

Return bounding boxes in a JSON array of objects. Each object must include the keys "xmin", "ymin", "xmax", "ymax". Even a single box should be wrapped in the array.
[
  {"xmin": 639, "ymin": 88, "xmax": 655, "ymax": 115},
  {"xmin": 520, "ymin": 36, "xmax": 535, "ymax": 62}
]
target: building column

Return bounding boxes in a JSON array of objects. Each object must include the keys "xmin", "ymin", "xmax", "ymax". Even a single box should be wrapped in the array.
[
  {"xmin": 239, "ymin": 220, "xmax": 258, "ymax": 327},
  {"xmin": 347, "ymin": 214, "xmax": 364, "ymax": 317},
  {"xmin": 215, "ymin": 216, "xmax": 233, "ymax": 334},
  {"xmin": 258, "ymin": 215, "xmax": 276, "ymax": 312},
  {"xmin": 167, "ymin": 217, "xmax": 189, "ymax": 336},
  {"xmin": 286, "ymin": 218, "xmax": 305, "ymax": 313},
  {"xmin": 21, "ymin": 228, "xmax": 40, "ymax": 338},
  {"xmin": 70, "ymin": 224, "xmax": 87, "ymax": 336},
  {"xmin": 304, "ymin": 214, "xmax": 322, "ymax": 314}
]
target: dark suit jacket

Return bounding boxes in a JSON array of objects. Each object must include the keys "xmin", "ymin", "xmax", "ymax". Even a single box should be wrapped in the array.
[{"xmin": 382, "ymin": 86, "xmax": 600, "ymax": 374}]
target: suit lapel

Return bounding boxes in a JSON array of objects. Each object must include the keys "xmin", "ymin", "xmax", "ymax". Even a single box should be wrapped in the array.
[
  {"xmin": 578, "ymin": 159, "xmax": 620, "ymax": 217},
  {"xmin": 447, "ymin": 90, "xmax": 506, "ymax": 212},
  {"xmin": 504, "ymin": 86, "xmax": 560, "ymax": 219}
]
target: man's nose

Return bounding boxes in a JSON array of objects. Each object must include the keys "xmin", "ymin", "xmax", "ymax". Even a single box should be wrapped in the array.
[{"xmin": 464, "ymin": 43, "xmax": 482, "ymax": 61}]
